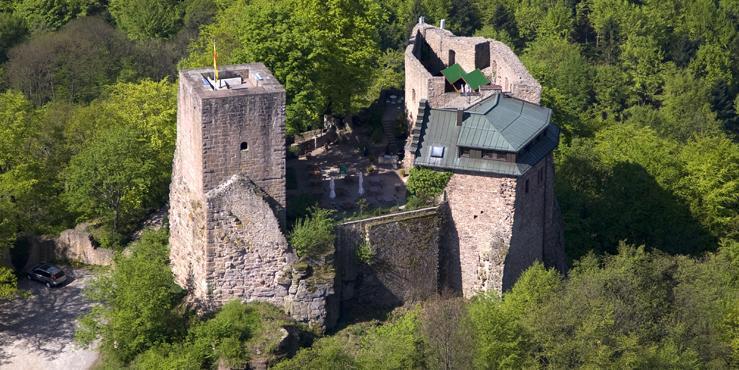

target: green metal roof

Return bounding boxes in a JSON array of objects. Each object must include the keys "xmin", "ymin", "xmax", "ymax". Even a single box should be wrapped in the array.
[
  {"xmin": 457, "ymin": 94, "xmax": 551, "ymax": 152},
  {"xmin": 464, "ymin": 69, "xmax": 490, "ymax": 90},
  {"xmin": 412, "ymin": 93, "xmax": 558, "ymax": 177},
  {"xmin": 441, "ymin": 63, "xmax": 466, "ymax": 84},
  {"xmin": 441, "ymin": 64, "xmax": 491, "ymax": 90}
]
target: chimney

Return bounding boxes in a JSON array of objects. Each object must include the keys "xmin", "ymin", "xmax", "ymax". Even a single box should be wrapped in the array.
[
  {"xmin": 440, "ymin": 19, "xmax": 446, "ymax": 30},
  {"xmin": 456, "ymin": 108, "xmax": 464, "ymax": 126},
  {"xmin": 419, "ymin": 16, "xmax": 425, "ymax": 25}
]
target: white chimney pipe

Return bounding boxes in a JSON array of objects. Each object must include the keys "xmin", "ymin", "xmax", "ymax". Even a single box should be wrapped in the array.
[
  {"xmin": 418, "ymin": 16, "xmax": 424, "ymax": 25},
  {"xmin": 440, "ymin": 19, "xmax": 446, "ymax": 29}
]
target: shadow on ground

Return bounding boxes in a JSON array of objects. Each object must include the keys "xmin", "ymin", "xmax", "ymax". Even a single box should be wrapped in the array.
[{"xmin": 0, "ymin": 267, "xmax": 96, "ymax": 368}]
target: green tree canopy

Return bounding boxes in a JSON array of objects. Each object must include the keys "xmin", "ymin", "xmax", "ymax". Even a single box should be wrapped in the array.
[
  {"xmin": 13, "ymin": 0, "xmax": 103, "ymax": 33},
  {"xmin": 62, "ymin": 125, "xmax": 162, "ymax": 232},
  {"xmin": 6, "ymin": 17, "xmax": 131, "ymax": 105},
  {"xmin": 109, "ymin": 0, "xmax": 184, "ymax": 40},
  {"xmin": 183, "ymin": 0, "xmax": 383, "ymax": 134}
]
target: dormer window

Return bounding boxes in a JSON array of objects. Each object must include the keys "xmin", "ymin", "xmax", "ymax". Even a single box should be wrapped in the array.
[{"xmin": 430, "ymin": 146, "xmax": 445, "ymax": 158}]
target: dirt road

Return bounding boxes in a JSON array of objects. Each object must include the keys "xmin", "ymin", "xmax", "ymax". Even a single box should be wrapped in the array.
[{"xmin": 0, "ymin": 267, "xmax": 99, "ymax": 370}]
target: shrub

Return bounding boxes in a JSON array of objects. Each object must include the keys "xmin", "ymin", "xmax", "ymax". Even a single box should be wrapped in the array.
[
  {"xmin": 355, "ymin": 241, "xmax": 375, "ymax": 265},
  {"xmin": 188, "ymin": 300, "xmax": 260, "ymax": 368},
  {"xmin": 406, "ymin": 167, "xmax": 452, "ymax": 200},
  {"xmin": 0, "ymin": 266, "xmax": 18, "ymax": 299},
  {"xmin": 289, "ymin": 208, "xmax": 335, "ymax": 259},
  {"xmin": 76, "ymin": 229, "xmax": 185, "ymax": 364},
  {"xmin": 131, "ymin": 301, "xmax": 292, "ymax": 369},
  {"xmin": 89, "ymin": 224, "xmax": 124, "ymax": 250}
]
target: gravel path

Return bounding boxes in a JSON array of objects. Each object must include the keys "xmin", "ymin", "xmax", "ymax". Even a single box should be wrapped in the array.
[{"xmin": 0, "ymin": 267, "xmax": 99, "ymax": 370}]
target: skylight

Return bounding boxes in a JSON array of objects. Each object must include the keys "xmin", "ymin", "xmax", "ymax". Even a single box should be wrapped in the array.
[{"xmin": 430, "ymin": 146, "xmax": 445, "ymax": 158}]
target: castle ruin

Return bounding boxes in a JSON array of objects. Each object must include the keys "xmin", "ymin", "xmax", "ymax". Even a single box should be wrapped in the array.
[
  {"xmin": 404, "ymin": 21, "xmax": 565, "ymax": 296},
  {"xmin": 168, "ymin": 22, "xmax": 565, "ymax": 330}
]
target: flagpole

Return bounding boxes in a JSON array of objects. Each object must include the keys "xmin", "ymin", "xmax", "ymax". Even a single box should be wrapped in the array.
[{"xmin": 213, "ymin": 41, "xmax": 219, "ymax": 88}]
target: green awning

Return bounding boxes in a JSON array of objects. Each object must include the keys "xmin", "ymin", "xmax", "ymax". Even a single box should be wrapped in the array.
[
  {"xmin": 441, "ymin": 64, "xmax": 490, "ymax": 90},
  {"xmin": 464, "ymin": 69, "xmax": 490, "ymax": 90},
  {"xmin": 442, "ymin": 63, "xmax": 466, "ymax": 84}
]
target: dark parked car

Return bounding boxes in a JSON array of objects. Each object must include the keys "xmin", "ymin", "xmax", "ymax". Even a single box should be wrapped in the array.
[{"xmin": 27, "ymin": 263, "xmax": 68, "ymax": 288}]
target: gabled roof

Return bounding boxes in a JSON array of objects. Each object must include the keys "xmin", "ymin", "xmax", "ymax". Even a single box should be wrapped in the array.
[
  {"xmin": 441, "ymin": 64, "xmax": 466, "ymax": 84},
  {"xmin": 441, "ymin": 64, "xmax": 491, "ymax": 90},
  {"xmin": 464, "ymin": 69, "xmax": 490, "ymax": 90}
]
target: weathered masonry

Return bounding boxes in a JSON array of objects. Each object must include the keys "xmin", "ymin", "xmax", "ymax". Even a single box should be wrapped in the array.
[
  {"xmin": 169, "ymin": 64, "xmax": 335, "ymax": 330},
  {"xmin": 335, "ymin": 206, "xmax": 441, "ymax": 310},
  {"xmin": 405, "ymin": 21, "xmax": 566, "ymax": 297}
]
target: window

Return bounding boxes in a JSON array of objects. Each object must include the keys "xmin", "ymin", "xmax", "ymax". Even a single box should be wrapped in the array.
[
  {"xmin": 240, "ymin": 142, "xmax": 248, "ymax": 151},
  {"xmin": 496, "ymin": 152, "xmax": 507, "ymax": 160},
  {"xmin": 470, "ymin": 149, "xmax": 482, "ymax": 159},
  {"xmin": 459, "ymin": 147, "xmax": 470, "ymax": 158},
  {"xmin": 449, "ymin": 50, "xmax": 456, "ymax": 65},
  {"xmin": 430, "ymin": 146, "xmax": 445, "ymax": 158}
]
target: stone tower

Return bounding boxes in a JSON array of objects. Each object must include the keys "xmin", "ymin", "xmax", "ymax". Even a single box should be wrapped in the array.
[
  {"xmin": 404, "ymin": 21, "xmax": 566, "ymax": 297},
  {"xmin": 169, "ymin": 64, "xmax": 293, "ymax": 310}
]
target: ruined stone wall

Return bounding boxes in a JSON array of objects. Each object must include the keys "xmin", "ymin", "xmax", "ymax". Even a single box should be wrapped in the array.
[
  {"xmin": 54, "ymin": 224, "xmax": 114, "ymax": 266},
  {"xmin": 485, "ymin": 41, "xmax": 542, "ymax": 104},
  {"xmin": 404, "ymin": 23, "xmax": 542, "ymax": 125},
  {"xmin": 405, "ymin": 43, "xmax": 444, "ymax": 125},
  {"xmin": 204, "ymin": 176, "xmax": 293, "ymax": 308},
  {"xmin": 335, "ymin": 207, "xmax": 440, "ymax": 309}
]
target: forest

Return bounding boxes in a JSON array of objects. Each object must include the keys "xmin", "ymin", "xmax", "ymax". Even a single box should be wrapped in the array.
[{"xmin": 0, "ymin": 0, "xmax": 737, "ymax": 368}]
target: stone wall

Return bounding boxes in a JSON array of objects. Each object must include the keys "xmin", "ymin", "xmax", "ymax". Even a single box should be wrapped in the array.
[
  {"xmin": 290, "ymin": 128, "xmax": 335, "ymax": 156},
  {"xmin": 5, "ymin": 224, "xmax": 115, "ymax": 272},
  {"xmin": 55, "ymin": 224, "xmax": 114, "ymax": 266},
  {"xmin": 335, "ymin": 207, "xmax": 440, "ymax": 309},
  {"xmin": 485, "ymin": 40, "xmax": 542, "ymax": 103},
  {"xmin": 441, "ymin": 155, "xmax": 562, "ymax": 297},
  {"xmin": 441, "ymin": 172, "xmax": 517, "ymax": 296},
  {"xmin": 204, "ymin": 176, "xmax": 293, "ymax": 308},
  {"xmin": 200, "ymin": 92, "xmax": 286, "ymax": 217},
  {"xmin": 404, "ymin": 22, "xmax": 542, "ymax": 127},
  {"xmin": 404, "ymin": 43, "xmax": 443, "ymax": 125}
]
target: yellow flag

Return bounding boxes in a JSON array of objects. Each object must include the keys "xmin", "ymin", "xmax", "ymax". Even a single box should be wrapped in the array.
[{"xmin": 213, "ymin": 42, "xmax": 219, "ymax": 83}]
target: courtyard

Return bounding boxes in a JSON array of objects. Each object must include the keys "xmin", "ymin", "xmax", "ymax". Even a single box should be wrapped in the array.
[{"xmin": 286, "ymin": 93, "xmax": 409, "ymax": 219}]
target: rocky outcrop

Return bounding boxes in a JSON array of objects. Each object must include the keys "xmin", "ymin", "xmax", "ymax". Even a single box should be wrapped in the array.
[{"xmin": 55, "ymin": 223, "xmax": 114, "ymax": 266}]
